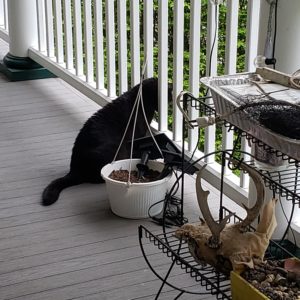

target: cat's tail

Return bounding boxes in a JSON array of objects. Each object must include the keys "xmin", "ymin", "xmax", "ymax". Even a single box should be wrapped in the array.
[{"xmin": 42, "ymin": 173, "xmax": 83, "ymax": 206}]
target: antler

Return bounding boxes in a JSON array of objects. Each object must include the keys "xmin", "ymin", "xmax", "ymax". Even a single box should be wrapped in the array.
[
  {"xmin": 230, "ymin": 159, "xmax": 265, "ymax": 231},
  {"xmin": 196, "ymin": 165, "xmax": 233, "ymax": 248}
]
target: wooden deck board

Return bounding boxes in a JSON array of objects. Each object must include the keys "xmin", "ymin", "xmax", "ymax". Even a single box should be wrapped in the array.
[{"xmin": 0, "ymin": 39, "xmax": 232, "ymax": 300}]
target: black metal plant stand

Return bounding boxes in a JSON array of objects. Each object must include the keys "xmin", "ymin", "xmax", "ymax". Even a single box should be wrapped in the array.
[
  {"xmin": 139, "ymin": 211, "xmax": 294, "ymax": 300},
  {"xmin": 138, "ymin": 93, "xmax": 299, "ymax": 299}
]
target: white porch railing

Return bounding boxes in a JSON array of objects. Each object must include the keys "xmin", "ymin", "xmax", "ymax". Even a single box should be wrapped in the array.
[{"xmin": 0, "ymin": 0, "xmax": 264, "ymax": 206}]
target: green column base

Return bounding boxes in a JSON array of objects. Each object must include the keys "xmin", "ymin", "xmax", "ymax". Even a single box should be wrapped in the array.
[{"xmin": 0, "ymin": 53, "xmax": 56, "ymax": 81}]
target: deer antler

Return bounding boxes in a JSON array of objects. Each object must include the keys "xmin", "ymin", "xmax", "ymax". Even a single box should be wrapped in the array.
[
  {"xmin": 230, "ymin": 159, "xmax": 265, "ymax": 231},
  {"xmin": 196, "ymin": 165, "xmax": 234, "ymax": 248}
]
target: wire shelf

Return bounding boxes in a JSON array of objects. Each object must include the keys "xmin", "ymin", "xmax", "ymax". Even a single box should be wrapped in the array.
[
  {"xmin": 186, "ymin": 94, "xmax": 300, "ymax": 204},
  {"xmin": 139, "ymin": 92, "xmax": 299, "ymax": 299},
  {"xmin": 242, "ymin": 160, "xmax": 300, "ymax": 205},
  {"xmin": 186, "ymin": 93, "xmax": 298, "ymax": 163},
  {"xmin": 139, "ymin": 208, "xmax": 295, "ymax": 300},
  {"xmin": 139, "ymin": 225, "xmax": 232, "ymax": 300}
]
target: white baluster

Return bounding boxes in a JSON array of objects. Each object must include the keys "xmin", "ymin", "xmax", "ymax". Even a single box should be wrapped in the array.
[
  {"xmin": 130, "ymin": 0, "xmax": 140, "ymax": 86},
  {"xmin": 222, "ymin": 0, "xmax": 238, "ymax": 175},
  {"xmin": 172, "ymin": 0, "xmax": 184, "ymax": 142},
  {"xmin": 73, "ymin": 0, "xmax": 83, "ymax": 76},
  {"xmin": 63, "ymin": 0, "xmax": 74, "ymax": 70},
  {"xmin": 204, "ymin": 1, "xmax": 218, "ymax": 163},
  {"xmin": 105, "ymin": 0, "xmax": 116, "ymax": 97},
  {"xmin": 188, "ymin": 0, "xmax": 201, "ymax": 152},
  {"xmin": 143, "ymin": 0, "xmax": 153, "ymax": 79},
  {"xmin": 53, "ymin": 0, "xmax": 64, "ymax": 63},
  {"xmin": 84, "ymin": 0, "xmax": 94, "ymax": 83},
  {"xmin": 36, "ymin": 0, "xmax": 46, "ymax": 52},
  {"xmin": 158, "ymin": 0, "xmax": 168, "ymax": 132},
  {"xmin": 117, "ymin": 0, "xmax": 128, "ymax": 94}
]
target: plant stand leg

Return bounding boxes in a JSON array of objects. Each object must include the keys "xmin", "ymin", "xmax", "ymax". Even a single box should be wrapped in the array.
[
  {"xmin": 174, "ymin": 291, "xmax": 185, "ymax": 299},
  {"xmin": 154, "ymin": 259, "xmax": 176, "ymax": 300}
]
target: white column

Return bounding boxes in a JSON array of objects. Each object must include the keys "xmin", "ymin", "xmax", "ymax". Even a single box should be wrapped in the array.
[
  {"xmin": 7, "ymin": 0, "xmax": 38, "ymax": 57},
  {"xmin": 245, "ymin": 0, "xmax": 260, "ymax": 72},
  {"xmin": 253, "ymin": 0, "xmax": 300, "ymax": 240},
  {"xmin": 258, "ymin": 0, "xmax": 300, "ymax": 73},
  {"xmin": 272, "ymin": 0, "xmax": 300, "ymax": 73}
]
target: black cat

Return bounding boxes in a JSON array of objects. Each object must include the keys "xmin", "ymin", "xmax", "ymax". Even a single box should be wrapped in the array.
[{"xmin": 42, "ymin": 77, "xmax": 163, "ymax": 206}]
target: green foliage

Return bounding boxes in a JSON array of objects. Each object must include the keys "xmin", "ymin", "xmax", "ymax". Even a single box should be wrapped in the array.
[
  {"xmin": 101, "ymin": 0, "xmax": 247, "ymax": 165},
  {"xmin": 102, "ymin": 0, "xmax": 247, "ymax": 93}
]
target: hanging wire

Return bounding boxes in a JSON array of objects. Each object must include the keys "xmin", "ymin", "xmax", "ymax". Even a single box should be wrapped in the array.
[
  {"xmin": 148, "ymin": 169, "xmax": 182, "ymax": 222},
  {"xmin": 207, "ymin": 3, "xmax": 218, "ymax": 78},
  {"xmin": 279, "ymin": 197, "xmax": 298, "ymax": 247},
  {"xmin": 263, "ymin": 0, "xmax": 278, "ymax": 69},
  {"xmin": 127, "ymin": 85, "xmax": 144, "ymax": 183},
  {"xmin": 272, "ymin": 0, "xmax": 278, "ymax": 69},
  {"xmin": 188, "ymin": 127, "xmax": 202, "ymax": 163},
  {"xmin": 112, "ymin": 58, "xmax": 164, "ymax": 184},
  {"xmin": 203, "ymin": 2, "xmax": 219, "ymax": 97},
  {"xmin": 139, "ymin": 82, "xmax": 164, "ymax": 159},
  {"xmin": 112, "ymin": 86, "xmax": 142, "ymax": 162}
]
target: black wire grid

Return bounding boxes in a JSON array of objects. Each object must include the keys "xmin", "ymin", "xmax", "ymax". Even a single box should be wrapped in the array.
[
  {"xmin": 187, "ymin": 93, "xmax": 300, "ymax": 205},
  {"xmin": 138, "ymin": 93, "xmax": 299, "ymax": 299},
  {"xmin": 139, "ymin": 208, "xmax": 294, "ymax": 300}
]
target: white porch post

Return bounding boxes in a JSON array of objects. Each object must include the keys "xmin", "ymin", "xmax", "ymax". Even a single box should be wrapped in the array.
[
  {"xmin": 7, "ymin": 0, "xmax": 38, "ymax": 57},
  {"xmin": 254, "ymin": 0, "xmax": 300, "ymax": 241},
  {"xmin": 258, "ymin": 0, "xmax": 300, "ymax": 73},
  {"xmin": 0, "ymin": 0, "xmax": 54, "ymax": 81}
]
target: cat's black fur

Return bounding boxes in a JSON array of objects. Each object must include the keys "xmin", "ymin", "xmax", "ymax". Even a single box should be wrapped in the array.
[{"xmin": 42, "ymin": 78, "xmax": 163, "ymax": 206}]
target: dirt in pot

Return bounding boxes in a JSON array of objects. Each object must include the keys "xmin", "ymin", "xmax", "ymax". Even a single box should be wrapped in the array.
[
  {"xmin": 109, "ymin": 169, "xmax": 161, "ymax": 183},
  {"xmin": 241, "ymin": 259, "xmax": 300, "ymax": 299}
]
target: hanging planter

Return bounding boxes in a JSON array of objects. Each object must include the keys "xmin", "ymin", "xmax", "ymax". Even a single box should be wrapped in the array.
[
  {"xmin": 100, "ymin": 72, "xmax": 172, "ymax": 219},
  {"xmin": 101, "ymin": 159, "xmax": 172, "ymax": 219}
]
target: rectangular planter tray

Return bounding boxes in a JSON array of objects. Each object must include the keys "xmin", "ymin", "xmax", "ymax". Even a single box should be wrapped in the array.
[
  {"xmin": 230, "ymin": 271, "xmax": 269, "ymax": 300},
  {"xmin": 200, "ymin": 73, "xmax": 300, "ymax": 162},
  {"xmin": 231, "ymin": 257, "xmax": 300, "ymax": 300}
]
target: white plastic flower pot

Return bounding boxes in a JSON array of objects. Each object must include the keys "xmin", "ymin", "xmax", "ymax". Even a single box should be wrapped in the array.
[{"xmin": 101, "ymin": 159, "xmax": 172, "ymax": 219}]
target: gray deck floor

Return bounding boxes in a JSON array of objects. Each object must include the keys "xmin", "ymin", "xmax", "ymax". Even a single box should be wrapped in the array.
[{"xmin": 0, "ymin": 38, "xmax": 243, "ymax": 300}]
